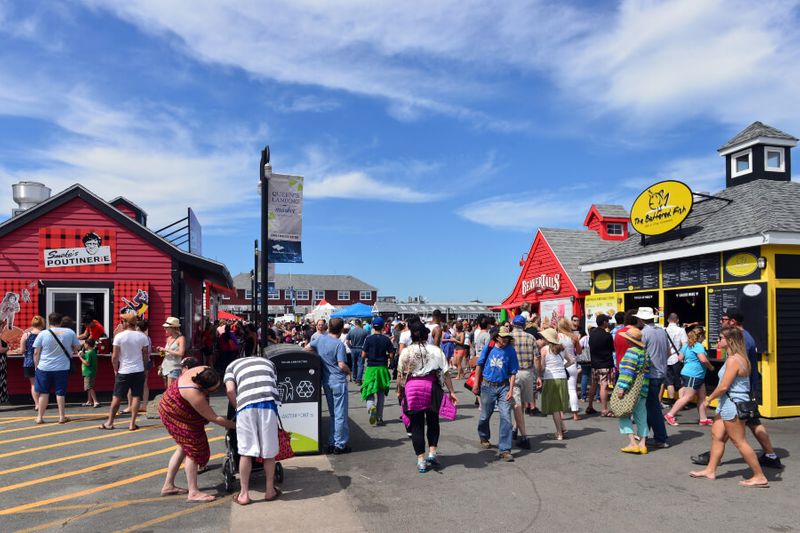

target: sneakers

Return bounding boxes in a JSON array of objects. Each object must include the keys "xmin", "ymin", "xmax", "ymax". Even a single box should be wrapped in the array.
[
  {"xmin": 479, "ymin": 439, "xmax": 492, "ymax": 449},
  {"xmin": 417, "ymin": 460, "xmax": 429, "ymax": 473},
  {"xmin": 660, "ymin": 402, "xmax": 670, "ymax": 409},
  {"xmin": 530, "ymin": 407, "xmax": 541, "ymax": 416},
  {"xmin": 517, "ymin": 437, "xmax": 531, "ymax": 450},
  {"xmin": 425, "ymin": 454, "xmax": 440, "ymax": 468},
  {"xmin": 646, "ymin": 440, "xmax": 670, "ymax": 449},
  {"xmin": 376, "ymin": 419, "xmax": 386, "ymax": 427},
  {"xmin": 691, "ymin": 451, "xmax": 711, "ymax": 465},
  {"xmin": 333, "ymin": 445, "xmax": 352, "ymax": 455},
  {"xmin": 698, "ymin": 419, "xmax": 714, "ymax": 426},
  {"xmin": 664, "ymin": 413, "xmax": 679, "ymax": 426},
  {"xmin": 759, "ymin": 453, "xmax": 784, "ymax": 469},
  {"xmin": 585, "ymin": 407, "xmax": 597, "ymax": 415},
  {"xmin": 498, "ymin": 451, "xmax": 514, "ymax": 462},
  {"xmin": 368, "ymin": 406, "xmax": 377, "ymax": 426}
]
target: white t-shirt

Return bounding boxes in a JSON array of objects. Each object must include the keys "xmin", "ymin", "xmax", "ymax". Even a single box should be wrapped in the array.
[
  {"xmin": 113, "ymin": 329, "xmax": 150, "ymax": 374},
  {"xmin": 399, "ymin": 330, "xmax": 412, "ymax": 349},
  {"xmin": 666, "ymin": 323, "xmax": 688, "ymax": 366}
]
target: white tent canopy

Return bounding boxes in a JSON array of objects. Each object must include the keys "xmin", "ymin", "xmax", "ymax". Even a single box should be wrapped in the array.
[{"xmin": 306, "ymin": 299, "xmax": 336, "ymax": 321}]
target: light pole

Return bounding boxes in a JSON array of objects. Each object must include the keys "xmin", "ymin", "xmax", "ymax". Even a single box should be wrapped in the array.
[{"xmin": 259, "ymin": 146, "xmax": 271, "ymax": 350}]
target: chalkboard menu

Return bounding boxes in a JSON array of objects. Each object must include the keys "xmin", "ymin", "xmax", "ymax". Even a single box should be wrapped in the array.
[
  {"xmin": 615, "ymin": 263, "xmax": 660, "ymax": 291},
  {"xmin": 662, "ymin": 253, "xmax": 721, "ymax": 288},
  {"xmin": 707, "ymin": 282, "xmax": 767, "ymax": 355}
]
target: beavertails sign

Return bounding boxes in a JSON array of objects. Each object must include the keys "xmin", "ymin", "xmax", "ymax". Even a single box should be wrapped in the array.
[
  {"xmin": 521, "ymin": 273, "xmax": 561, "ymax": 295},
  {"xmin": 630, "ymin": 180, "xmax": 693, "ymax": 237}
]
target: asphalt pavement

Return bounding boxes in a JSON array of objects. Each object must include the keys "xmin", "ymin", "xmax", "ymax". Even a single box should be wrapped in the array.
[{"xmin": 1, "ymin": 382, "xmax": 798, "ymax": 533}]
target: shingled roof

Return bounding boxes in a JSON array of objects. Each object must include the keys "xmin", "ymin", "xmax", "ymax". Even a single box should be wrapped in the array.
[
  {"xmin": 592, "ymin": 204, "xmax": 629, "ymax": 219},
  {"xmin": 582, "ymin": 179, "xmax": 800, "ymax": 268},
  {"xmin": 540, "ymin": 228, "xmax": 618, "ymax": 292},
  {"xmin": 233, "ymin": 272, "xmax": 376, "ymax": 291},
  {"xmin": 718, "ymin": 121, "xmax": 798, "ymax": 152}
]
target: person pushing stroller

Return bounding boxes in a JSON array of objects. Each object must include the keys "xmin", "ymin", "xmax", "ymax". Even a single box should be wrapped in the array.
[{"xmin": 224, "ymin": 352, "xmax": 281, "ymax": 505}]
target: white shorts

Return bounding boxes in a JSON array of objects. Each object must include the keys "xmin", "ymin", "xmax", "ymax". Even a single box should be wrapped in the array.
[{"xmin": 236, "ymin": 407, "xmax": 279, "ymax": 459}]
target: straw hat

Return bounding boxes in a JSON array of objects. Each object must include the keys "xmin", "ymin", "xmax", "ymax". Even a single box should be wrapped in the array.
[
  {"xmin": 162, "ymin": 317, "xmax": 181, "ymax": 328},
  {"xmin": 620, "ymin": 326, "xmax": 644, "ymax": 347},
  {"xmin": 540, "ymin": 327, "xmax": 560, "ymax": 345},
  {"xmin": 495, "ymin": 326, "xmax": 513, "ymax": 339}
]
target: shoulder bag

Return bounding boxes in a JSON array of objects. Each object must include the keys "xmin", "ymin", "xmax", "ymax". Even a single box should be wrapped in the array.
[
  {"xmin": 48, "ymin": 328, "xmax": 76, "ymax": 374},
  {"xmin": 727, "ymin": 391, "xmax": 758, "ymax": 421},
  {"xmin": 610, "ymin": 355, "xmax": 645, "ymax": 417},
  {"xmin": 274, "ymin": 411, "xmax": 295, "ymax": 461}
]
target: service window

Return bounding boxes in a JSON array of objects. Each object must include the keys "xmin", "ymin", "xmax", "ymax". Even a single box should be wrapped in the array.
[
  {"xmin": 663, "ymin": 288, "xmax": 706, "ymax": 331},
  {"xmin": 46, "ymin": 287, "xmax": 110, "ymax": 335}
]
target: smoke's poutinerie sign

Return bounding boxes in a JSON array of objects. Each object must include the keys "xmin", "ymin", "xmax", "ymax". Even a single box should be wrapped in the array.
[{"xmin": 39, "ymin": 227, "xmax": 116, "ymax": 272}]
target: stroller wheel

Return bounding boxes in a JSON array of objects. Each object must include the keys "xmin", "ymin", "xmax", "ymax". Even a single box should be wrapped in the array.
[
  {"xmin": 275, "ymin": 462, "xmax": 284, "ymax": 484},
  {"xmin": 223, "ymin": 457, "xmax": 235, "ymax": 493}
]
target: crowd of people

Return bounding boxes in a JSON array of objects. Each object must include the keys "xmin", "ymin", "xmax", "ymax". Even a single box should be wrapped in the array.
[{"xmin": 3, "ymin": 304, "xmax": 785, "ymax": 500}]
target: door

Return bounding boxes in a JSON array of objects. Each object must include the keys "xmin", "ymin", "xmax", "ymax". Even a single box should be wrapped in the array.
[
  {"xmin": 46, "ymin": 288, "xmax": 110, "ymax": 335},
  {"xmin": 776, "ymin": 289, "xmax": 800, "ymax": 406}
]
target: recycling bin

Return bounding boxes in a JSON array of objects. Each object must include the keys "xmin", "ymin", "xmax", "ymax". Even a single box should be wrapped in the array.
[{"xmin": 266, "ymin": 344, "xmax": 322, "ymax": 455}]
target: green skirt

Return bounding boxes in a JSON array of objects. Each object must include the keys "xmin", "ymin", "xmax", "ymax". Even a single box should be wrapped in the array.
[
  {"xmin": 541, "ymin": 378, "xmax": 569, "ymax": 414},
  {"xmin": 361, "ymin": 365, "xmax": 392, "ymax": 401}
]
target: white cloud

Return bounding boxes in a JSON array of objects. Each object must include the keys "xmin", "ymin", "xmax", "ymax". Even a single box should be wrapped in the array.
[
  {"xmin": 274, "ymin": 95, "xmax": 341, "ymax": 114},
  {"xmin": 304, "ymin": 171, "xmax": 427, "ymax": 202}
]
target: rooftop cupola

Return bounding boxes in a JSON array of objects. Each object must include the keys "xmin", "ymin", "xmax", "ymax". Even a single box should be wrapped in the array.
[{"xmin": 718, "ymin": 121, "xmax": 797, "ymax": 188}]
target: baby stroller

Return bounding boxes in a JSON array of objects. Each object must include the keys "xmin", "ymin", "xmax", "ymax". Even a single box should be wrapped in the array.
[{"xmin": 222, "ymin": 403, "xmax": 284, "ymax": 493}]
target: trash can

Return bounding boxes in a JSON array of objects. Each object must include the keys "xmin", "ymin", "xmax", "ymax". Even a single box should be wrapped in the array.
[{"xmin": 266, "ymin": 344, "xmax": 322, "ymax": 455}]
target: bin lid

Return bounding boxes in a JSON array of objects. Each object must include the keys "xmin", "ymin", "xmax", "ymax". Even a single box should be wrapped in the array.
[{"xmin": 266, "ymin": 344, "xmax": 321, "ymax": 370}]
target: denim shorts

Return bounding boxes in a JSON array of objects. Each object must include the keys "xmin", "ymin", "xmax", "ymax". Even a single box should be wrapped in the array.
[
  {"xmin": 681, "ymin": 376, "xmax": 705, "ymax": 391},
  {"xmin": 34, "ymin": 369, "xmax": 70, "ymax": 396}
]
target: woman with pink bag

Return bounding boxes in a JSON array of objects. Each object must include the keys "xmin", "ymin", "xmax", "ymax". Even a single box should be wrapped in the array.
[{"xmin": 397, "ymin": 322, "xmax": 458, "ymax": 473}]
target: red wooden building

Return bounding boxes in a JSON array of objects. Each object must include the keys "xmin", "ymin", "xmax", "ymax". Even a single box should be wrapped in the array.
[
  {"xmin": 0, "ymin": 183, "xmax": 234, "ymax": 399},
  {"xmin": 497, "ymin": 205, "xmax": 628, "ymax": 324}
]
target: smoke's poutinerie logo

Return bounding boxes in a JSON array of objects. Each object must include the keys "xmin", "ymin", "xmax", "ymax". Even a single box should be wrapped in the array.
[{"xmin": 43, "ymin": 231, "xmax": 113, "ymax": 268}]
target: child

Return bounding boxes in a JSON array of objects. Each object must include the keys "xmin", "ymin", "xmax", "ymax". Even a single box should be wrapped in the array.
[{"xmin": 79, "ymin": 339, "xmax": 100, "ymax": 407}]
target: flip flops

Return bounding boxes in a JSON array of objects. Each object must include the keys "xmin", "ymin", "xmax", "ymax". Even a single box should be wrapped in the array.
[
  {"xmin": 129, "ymin": 424, "xmax": 140, "ymax": 431},
  {"xmin": 58, "ymin": 417, "xmax": 71, "ymax": 424},
  {"xmin": 98, "ymin": 423, "xmax": 115, "ymax": 430},
  {"xmin": 264, "ymin": 488, "xmax": 282, "ymax": 502}
]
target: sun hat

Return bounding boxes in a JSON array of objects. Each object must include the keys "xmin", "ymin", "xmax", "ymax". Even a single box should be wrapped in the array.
[
  {"xmin": 540, "ymin": 327, "xmax": 560, "ymax": 345},
  {"xmin": 163, "ymin": 317, "xmax": 181, "ymax": 328},
  {"xmin": 512, "ymin": 315, "xmax": 527, "ymax": 327},
  {"xmin": 620, "ymin": 326, "xmax": 644, "ymax": 347},
  {"xmin": 633, "ymin": 307, "xmax": 656, "ymax": 321},
  {"xmin": 495, "ymin": 326, "xmax": 513, "ymax": 338}
]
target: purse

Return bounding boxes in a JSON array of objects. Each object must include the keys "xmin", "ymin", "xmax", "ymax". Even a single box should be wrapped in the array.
[
  {"xmin": 727, "ymin": 392, "xmax": 758, "ymax": 421},
  {"xmin": 609, "ymin": 371, "xmax": 644, "ymax": 418},
  {"xmin": 439, "ymin": 390, "xmax": 457, "ymax": 421},
  {"xmin": 274, "ymin": 412, "xmax": 295, "ymax": 461}
]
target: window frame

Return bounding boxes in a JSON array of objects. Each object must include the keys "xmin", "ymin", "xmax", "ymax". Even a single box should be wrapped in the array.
[
  {"xmin": 295, "ymin": 289, "xmax": 310, "ymax": 301},
  {"xmin": 337, "ymin": 290, "xmax": 351, "ymax": 301},
  {"xmin": 764, "ymin": 146, "xmax": 785, "ymax": 172},
  {"xmin": 606, "ymin": 223, "xmax": 624, "ymax": 236},
  {"xmin": 359, "ymin": 290, "xmax": 372, "ymax": 301},
  {"xmin": 314, "ymin": 289, "xmax": 325, "ymax": 301},
  {"xmin": 731, "ymin": 148, "xmax": 753, "ymax": 178},
  {"xmin": 244, "ymin": 289, "xmax": 252, "ymax": 300},
  {"xmin": 268, "ymin": 289, "xmax": 281, "ymax": 300}
]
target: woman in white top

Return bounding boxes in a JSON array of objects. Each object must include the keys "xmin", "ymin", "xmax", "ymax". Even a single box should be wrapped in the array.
[
  {"xmin": 537, "ymin": 328, "xmax": 573, "ymax": 440},
  {"xmin": 157, "ymin": 317, "xmax": 185, "ymax": 388},
  {"xmin": 557, "ymin": 318, "xmax": 582, "ymax": 421}
]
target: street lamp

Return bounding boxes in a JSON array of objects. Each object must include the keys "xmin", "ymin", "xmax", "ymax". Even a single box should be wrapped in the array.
[{"xmin": 259, "ymin": 146, "xmax": 271, "ymax": 350}]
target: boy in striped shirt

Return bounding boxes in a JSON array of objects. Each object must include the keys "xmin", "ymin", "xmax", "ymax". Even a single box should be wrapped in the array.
[{"xmin": 224, "ymin": 356, "xmax": 281, "ymax": 505}]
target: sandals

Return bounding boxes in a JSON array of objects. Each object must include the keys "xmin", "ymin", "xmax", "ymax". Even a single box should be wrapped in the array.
[
  {"xmin": 98, "ymin": 423, "xmax": 115, "ymax": 430},
  {"xmin": 58, "ymin": 417, "xmax": 71, "ymax": 424},
  {"xmin": 129, "ymin": 424, "xmax": 140, "ymax": 431},
  {"xmin": 264, "ymin": 488, "xmax": 282, "ymax": 501}
]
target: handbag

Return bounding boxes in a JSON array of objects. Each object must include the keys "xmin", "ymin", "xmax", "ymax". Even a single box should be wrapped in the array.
[
  {"xmin": 274, "ymin": 412, "xmax": 295, "ymax": 461},
  {"xmin": 609, "ymin": 372, "xmax": 644, "ymax": 417},
  {"xmin": 439, "ymin": 390, "xmax": 457, "ymax": 421},
  {"xmin": 727, "ymin": 392, "xmax": 758, "ymax": 421},
  {"xmin": 465, "ymin": 369, "xmax": 481, "ymax": 393}
]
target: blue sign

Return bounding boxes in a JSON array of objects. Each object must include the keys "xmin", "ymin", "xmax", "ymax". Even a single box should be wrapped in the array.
[{"xmin": 267, "ymin": 240, "xmax": 302, "ymax": 263}]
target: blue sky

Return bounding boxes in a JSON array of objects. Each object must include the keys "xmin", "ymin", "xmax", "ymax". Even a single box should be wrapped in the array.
[{"xmin": 2, "ymin": 0, "xmax": 800, "ymax": 303}]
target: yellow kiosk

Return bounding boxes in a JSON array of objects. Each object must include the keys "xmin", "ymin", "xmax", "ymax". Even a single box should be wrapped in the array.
[{"xmin": 582, "ymin": 121, "xmax": 800, "ymax": 418}]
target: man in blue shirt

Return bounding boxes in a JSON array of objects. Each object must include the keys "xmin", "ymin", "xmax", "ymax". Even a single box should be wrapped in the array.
[
  {"xmin": 473, "ymin": 326, "xmax": 518, "ymax": 461},
  {"xmin": 308, "ymin": 317, "xmax": 352, "ymax": 454},
  {"xmin": 33, "ymin": 312, "xmax": 81, "ymax": 424},
  {"xmin": 346, "ymin": 319, "xmax": 368, "ymax": 385}
]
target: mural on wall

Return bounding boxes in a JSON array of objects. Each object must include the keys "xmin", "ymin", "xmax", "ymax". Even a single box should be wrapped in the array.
[
  {"xmin": 0, "ymin": 280, "xmax": 38, "ymax": 351},
  {"xmin": 113, "ymin": 281, "xmax": 150, "ymax": 335}
]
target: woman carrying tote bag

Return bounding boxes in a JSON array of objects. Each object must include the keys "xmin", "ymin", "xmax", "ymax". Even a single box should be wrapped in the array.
[{"xmin": 613, "ymin": 327, "xmax": 650, "ymax": 455}]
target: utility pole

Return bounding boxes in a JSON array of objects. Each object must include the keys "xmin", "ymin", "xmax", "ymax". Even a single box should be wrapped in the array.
[{"xmin": 259, "ymin": 146, "xmax": 270, "ymax": 350}]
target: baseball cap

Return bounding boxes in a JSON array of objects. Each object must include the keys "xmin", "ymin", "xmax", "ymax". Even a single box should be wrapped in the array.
[
  {"xmin": 372, "ymin": 317, "xmax": 385, "ymax": 329},
  {"xmin": 512, "ymin": 315, "xmax": 526, "ymax": 327}
]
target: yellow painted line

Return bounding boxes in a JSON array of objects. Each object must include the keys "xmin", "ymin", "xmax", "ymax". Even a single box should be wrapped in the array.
[
  {"xmin": 0, "ymin": 416, "xmax": 107, "ymax": 434},
  {"xmin": 0, "ymin": 417, "xmax": 34, "ymax": 424},
  {"xmin": 0, "ymin": 436, "xmax": 224, "ymax": 494},
  {"xmin": 12, "ymin": 496, "xmax": 183, "ymax": 533},
  {"xmin": 0, "ymin": 429, "xmax": 198, "ymax": 476},
  {"xmin": 0, "ymin": 413, "xmax": 107, "ymax": 420},
  {"xmin": 112, "ymin": 495, "xmax": 232, "ymax": 533},
  {"xmin": 0, "ymin": 425, "xmax": 163, "ymax": 459},
  {"xmin": 0, "ymin": 452, "xmax": 226, "ymax": 515},
  {"xmin": 0, "ymin": 420, "xmax": 146, "ymax": 445}
]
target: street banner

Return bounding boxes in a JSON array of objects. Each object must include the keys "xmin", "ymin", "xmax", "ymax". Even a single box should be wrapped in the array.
[{"xmin": 267, "ymin": 174, "xmax": 303, "ymax": 263}]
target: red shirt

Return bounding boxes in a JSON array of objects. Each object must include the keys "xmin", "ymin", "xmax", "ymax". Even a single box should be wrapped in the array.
[
  {"xmin": 84, "ymin": 320, "xmax": 106, "ymax": 340},
  {"xmin": 613, "ymin": 326, "xmax": 630, "ymax": 368}
]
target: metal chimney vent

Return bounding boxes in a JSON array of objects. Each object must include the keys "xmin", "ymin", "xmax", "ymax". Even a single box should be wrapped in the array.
[{"xmin": 12, "ymin": 181, "xmax": 51, "ymax": 217}]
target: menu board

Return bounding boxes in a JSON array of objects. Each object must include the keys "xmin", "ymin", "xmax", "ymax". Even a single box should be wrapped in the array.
[
  {"xmin": 707, "ymin": 282, "xmax": 767, "ymax": 354},
  {"xmin": 615, "ymin": 263, "xmax": 660, "ymax": 291},
  {"xmin": 662, "ymin": 254, "xmax": 721, "ymax": 288}
]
